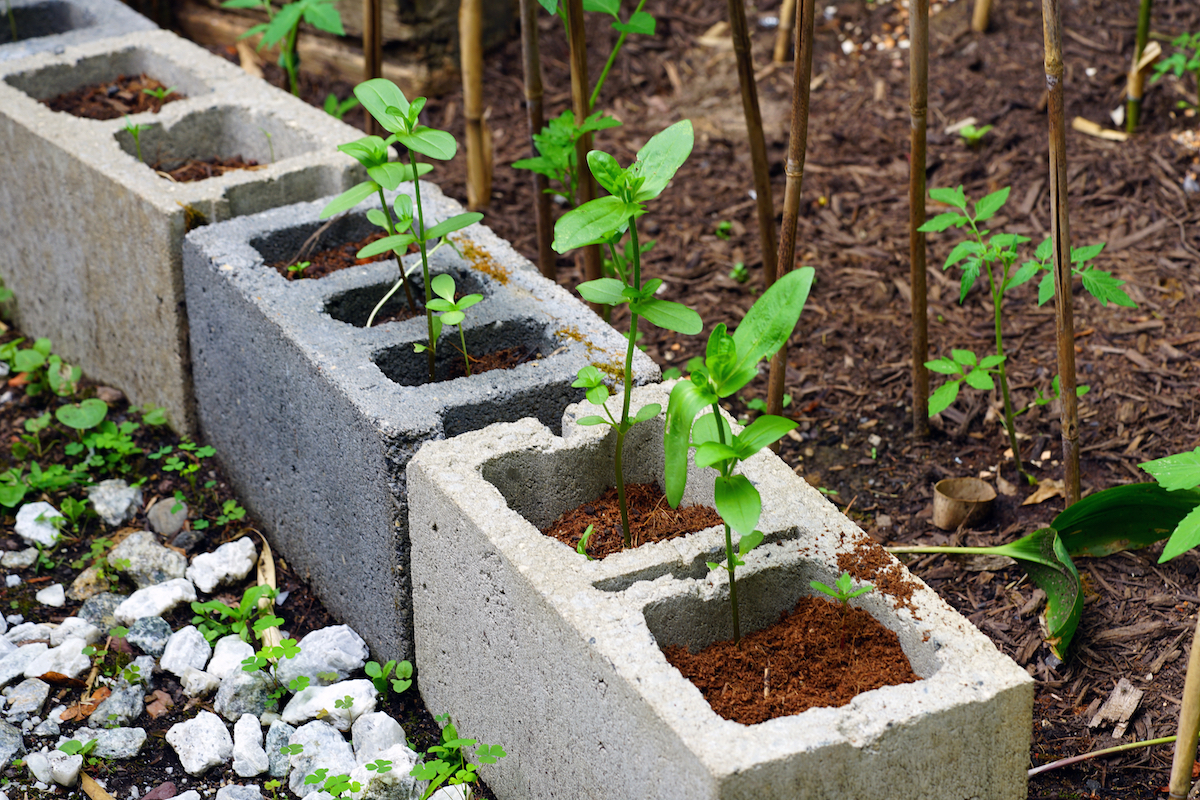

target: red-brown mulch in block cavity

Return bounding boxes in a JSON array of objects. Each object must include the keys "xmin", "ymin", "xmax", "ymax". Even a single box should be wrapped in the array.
[{"xmin": 42, "ymin": 73, "xmax": 184, "ymax": 119}]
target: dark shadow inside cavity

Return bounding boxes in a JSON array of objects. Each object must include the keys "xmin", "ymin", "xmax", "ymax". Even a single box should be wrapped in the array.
[
  {"xmin": 250, "ymin": 214, "xmax": 378, "ymax": 267},
  {"xmin": 373, "ymin": 317, "xmax": 553, "ymax": 387},
  {"xmin": 0, "ymin": 2, "xmax": 86, "ymax": 44},
  {"xmin": 326, "ymin": 270, "xmax": 486, "ymax": 328}
]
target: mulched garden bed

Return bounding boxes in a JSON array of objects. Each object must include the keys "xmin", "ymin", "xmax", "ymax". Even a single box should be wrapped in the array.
[{"xmin": 42, "ymin": 74, "xmax": 183, "ymax": 119}]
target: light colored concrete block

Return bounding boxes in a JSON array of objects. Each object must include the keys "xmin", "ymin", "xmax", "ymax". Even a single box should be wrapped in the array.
[
  {"xmin": 0, "ymin": 30, "xmax": 364, "ymax": 431},
  {"xmin": 407, "ymin": 382, "xmax": 1034, "ymax": 800},
  {"xmin": 0, "ymin": 0, "xmax": 154, "ymax": 62}
]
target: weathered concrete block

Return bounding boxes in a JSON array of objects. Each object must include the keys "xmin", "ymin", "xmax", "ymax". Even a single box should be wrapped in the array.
[
  {"xmin": 0, "ymin": 30, "xmax": 364, "ymax": 431},
  {"xmin": 407, "ymin": 382, "xmax": 1034, "ymax": 800},
  {"xmin": 181, "ymin": 183, "xmax": 658, "ymax": 662},
  {"xmin": 0, "ymin": 0, "xmax": 155, "ymax": 62}
]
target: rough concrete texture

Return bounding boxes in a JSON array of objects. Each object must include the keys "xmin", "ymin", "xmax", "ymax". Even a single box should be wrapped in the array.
[
  {"xmin": 182, "ymin": 183, "xmax": 658, "ymax": 663},
  {"xmin": 0, "ymin": 30, "xmax": 364, "ymax": 432},
  {"xmin": 407, "ymin": 381, "xmax": 1034, "ymax": 800},
  {"xmin": 0, "ymin": 0, "xmax": 154, "ymax": 61}
]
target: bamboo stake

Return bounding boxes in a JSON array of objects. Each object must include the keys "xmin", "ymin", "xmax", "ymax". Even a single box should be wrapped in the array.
[
  {"xmin": 1168, "ymin": 618, "xmax": 1200, "ymax": 799},
  {"xmin": 519, "ymin": 0, "xmax": 555, "ymax": 279},
  {"xmin": 1039, "ymin": 0, "xmax": 1080, "ymax": 506},
  {"xmin": 460, "ymin": 0, "xmax": 491, "ymax": 210},
  {"xmin": 1126, "ymin": 0, "xmax": 1153, "ymax": 132},
  {"xmin": 909, "ymin": 0, "xmax": 930, "ymax": 436},
  {"xmin": 767, "ymin": 0, "xmax": 816, "ymax": 415},
  {"xmin": 971, "ymin": 0, "xmax": 992, "ymax": 33},
  {"xmin": 566, "ymin": 0, "xmax": 603, "ymax": 310},
  {"xmin": 362, "ymin": 0, "xmax": 382, "ymax": 137},
  {"xmin": 773, "ymin": 0, "xmax": 796, "ymax": 64},
  {"xmin": 725, "ymin": 0, "xmax": 779, "ymax": 399}
]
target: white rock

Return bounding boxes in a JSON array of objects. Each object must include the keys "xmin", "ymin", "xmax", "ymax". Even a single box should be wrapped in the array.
[
  {"xmin": 47, "ymin": 750, "xmax": 82, "ymax": 786},
  {"xmin": 428, "ymin": 785, "xmax": 470, "ymax": 800},
  {"xmin": 346, "ymin": 742, "xmax": 422, "ymax": 800},
  {"xmin": 281, "ymin": 680, "xmax": 377, "ymax": 732},
  {"xmin": 24, "ymin": 638, "xmax": 90, "ymax": 680},
  {"xmin": 15, "ymin": 503, "xmax": 63, "ymax": 548},
  {"xmin": 208, "ymin": 636, "xmax": 255, "ymax": 681},
  {"xmin": 232, "ymin": 714, "xmax": 269, "ymax": 778},
  {"xmin": 276, "ymin": 626, "xmax": 368, "ymax": 687},
  {"xmin": 24, "ymin": 751, "xmax": 52, "ymax": 783},
  {"xmin": 288, "ymin": 721, "xmax": 357, "ymax": 796},
  {"xmin": 108, "ymin": 531, "xmax": 187, "ymax": 589},
  {"xmin": 187, "ymin": 538, "xmax": 257, "ymax": 594},
  {"xmin": 0, "ymin": 643, "xmax": 47, "ymax": 688},
  {"xmin": 0, "ymin": 548, "xmax": 37, "ymax": 569},
  {"xmin": 180, "ymin": 667, "xmax": 221, "ymax": 698},
  {"xmin": 216, "ymin": 785, "xmax": 263, "ymax": 800},
  {"xmin": 352, "ymin": 713, "xmax": 407, "ymax": 766},
  {"xmin": 49, "ymin": 617, "xmax": 102, "ymax": 648},
  {"xmin": 114, "ymin": 579, "xmax": 196, "ymax": 624},
  {"xmin": 35, "ymin": 584, "xmax": 65, "ymax": 608},
  {"xmin": 88, "ymin": 480, "xmax": 142, "ymax": 527},
  {"xmin": 176, "ymin": 793, "xmax": 201, "ymax": 800},
  {"xmin": 160, "ymin": 626, "xmax": 212, "ymax": 677},
  {"xmin": 4, "ymin": 575, "xmax": 18, "ymax": 588},
  {"xmin": 166, "ymin": 710, "xmax": 233, "ymax": 775},
  {"xmin": 5, "ymin": 622, "xmax": 55, "ymax": 644}
]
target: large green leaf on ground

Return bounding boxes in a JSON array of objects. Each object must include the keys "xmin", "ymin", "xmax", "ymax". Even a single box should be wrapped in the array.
[{"xmin": 1051, "ymin": 482, "xmax": 1200, "ymax": 557}]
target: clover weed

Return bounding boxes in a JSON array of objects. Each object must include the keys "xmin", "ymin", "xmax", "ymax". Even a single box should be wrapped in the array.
[
  {"xmin": 411, "ymin": 715, "xmax": 506, "ymax": 800},
  {"xmin": 365, "ymin": 659, "xmax": 413, "ymax": 697},
  {"xmin": 193, "ymin": 584, "xmax": 282, "ymax": 644}
]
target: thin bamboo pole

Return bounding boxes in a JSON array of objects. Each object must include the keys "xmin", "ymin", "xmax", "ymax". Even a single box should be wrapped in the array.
[
  {"xmin": 909, "ymin": 0, "xmax": 930, "ymax": 436},
  {"xmin": 767, "ymin": 0, "xmax": 816, "ymax": 414},
  {"xmin": 725, "ymin": 0, "xmax": 780, "ymax": 413},
  {"xmin": 971, "ymin": 0, "xmax": 992, "ymax": 33},
  {"xmin": 460, "ymin": 0, "xmax": 491, "ymax": 210},
  {"xmin": 1168, "ymin": 617, "xmax": 1200, "ymax": 798},
  {"xmin": 1039, "ymin": 0, "xmax": 1080, "ymax": 506},
  {"xmin": 519, "ymin": 0, "xmax": 555, "ymax": 279},
  {"xmin": 773, "ymin": 0, "xmax": 796, "ymax": 64},
  {"xmin": 362, "ymin": 0, "xmax": 382, "ymax": 137},
  {"xmin": 1126, "ymin": 0, "xmax": 1153, "ymax": 132},
  {"xmin": 566, "ymin": 0, "xmax": 603, "ymax": 310}
]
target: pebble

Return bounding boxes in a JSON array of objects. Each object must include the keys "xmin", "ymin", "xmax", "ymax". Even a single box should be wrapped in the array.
[
  {"xmin": 147, "ymin": 499, "xmax": 188, "ymax": 538},
  {"xmin": 114, "ymin": 579, "xmax": 196, "ymax": 624},
  {"xmin": 0, "ymin": 549, "xmax": 37, "ymax": 570},
  {"xmin": 34, "ymin": 584, "xmax": 64, "ymax": 608},
  {"xmin": 187, "ymin": 538, "xmax": 256, "ymax": 594},
  {"xmin": 126, "ymin": 616, "xmax": 173, "ymax": 657},
  {"xmin": 14, "ymin": 503, "xmax": 63, "ymax": 548},
  {"xmin": 88, "ymin": 480, "xmax": 143, "ymax": 527}
]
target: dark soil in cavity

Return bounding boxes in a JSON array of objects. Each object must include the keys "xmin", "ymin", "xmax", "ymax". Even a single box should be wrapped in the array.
[
  {"xmin": 42, "ymin": 74, "xmax": 184, "ymax": 119},
  {"xmin": 542, "ymin": 482, "xmax": 723, "ymax": 558},
  {"xmin": 446, "ymin": 343, "xmax": 542, "ymax": 379},
  {"xmin": 270, "ymin": 230, "xmax": 392, "ymax": 280},
  {"xmin": 663, "ymin": 596, "xmax": 920, "ymax": 725},
  {"xmin": 153, "ymin": 155, "xmax": 265, "ymax": 183}
]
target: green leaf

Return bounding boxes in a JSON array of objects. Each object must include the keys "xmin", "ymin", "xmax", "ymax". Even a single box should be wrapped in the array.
[
  {"xmin": 355, "ymin": 79, "xmax": 410, "ymax": 131},
  {"xmin": 357, "ymin": 234, "xmax": 416, "ymax": 259},
  {"xmin": 584, "ymin": 383, "xmax": 609, "ymax": 406},
  {"xmin": 582, "ymin": 0, "xmax": 619, "ymax": 14},
  {"xmin": 720, "ymin": 267, "xmax": 814, "ymax": 396},
  {"xmin": 1070, "ymin": 242, "xmax": 1105, "ymax": 263},
  {"xmin": 440, "ymin": 310, "xmax": 465, "ymax": 326},
  {"xmin": 629, "ymin": 299, "xmax": 702, "ymax": 334},
  {"xmin": 587, "ymin": 150, "xmax": 625, "ymax": 196},
  {"xmin": 537, "ymin": 0, "xmax": 557, "ymax": 12},
  {"xmin": 576, "ymin": 415, "xmax": 608, "ymax": 426},
  {"xmin": 397, "ymin": 127, "xmax": 457, "ymax": 161},
  {"xmin": 963, "ymin": 368, "xmax": 994, "ymax": 391},
  {"xmin": 633, "ymin": 403, "xmax": 660, "ymax": 423},
  {"xmin": 917, "ymin": 212, "xmax": 966, "ymax": 233},
  {"xmin": 320, "ymin": 182, "xmax": 377, "ymax": 219},
  {"xmin": 367, "ymin": 161, "xmax": 432, "ymax": 190},
  {"xmin": 56, "ymin": 399, "xmax": 108, "ymax": 431},
  {"xmin": 694, "ymin": 442, "xmax": 739, "ymax": 468},
  {"xmin": 714, "ymin": 474, "xmax": 761, "ymax": 536},
  {"xmin": 927, "ymin": 380, "xmax": 960, "ymax": 415},
  {"xmin": 338, "ymin": 137, "xmax": 388, "ymax": 168},
  {"xmin": 553, "ymin": 196, "xmax": 638, "ymax": 252},
  {"xmin": 430, "ymin": 273, "xmax": 456, "ymax": 302},
  {"xmin": 1005, "ymin": 261, "xmax": 1040, "ymax": 292},
  {"xmin": 951, "ymin": 349, "xmax": 977, "ymax": 366},
  {"xmin": 1078, "ymin": 269, "xmax": 1137, "ymax": 308},
  {"xmin": 972, "ymin": 186, "xmax": 1010, "ymax": 222},
  {"xmin": 734, "ymin": 415, "xmax": 797, "ymax": 459},
  {"xmin": 613, "ymin": 10, "xmax": 656, "ymax": 34},
  {"xmin": 631, "ymin": 120, "xmax": 694, "ymax": 202},
  {"xmin": 1034, "ymin": 237, "xmax": 1053, "ymax": 260},
  {"xmin": 664, "ymin": 380, "xmax": 716, "ymax": 507},
  {"xmin": 1052, "ymin": 482, "xmax": 1200, "ymax": 557},
  {"xmin": 1142, "ymin": 449, "xmax": 1200, "ymax": 492},
  {"xmin": 944, "ymin": 240, "xmax": 983, "ymax": 269},
  {"xmin": 1037, "ymin": 273, "xmax": 1055, "ymax": 306},
  {"xmin": 424, "ymin": 212, "xmax": 484, "ymax": 241},
  {"xmin": 737, "ymin": 529, "xmax": 764, "ymax": 557},
  {"xmin": 301, "ymin": 0, "xmax": 343, "ymax": 35},
  {"xmin": 924, "ymin": 357, "xmax": 961, "ymax": 375},
  {"xmin": 929, "ymin": 185, "xmax": 967, "ymax": 209},
  {"xmin": 996, "ymin": 528, "xmax": 1081, "ymax": 660},
  {"xmin": 978, "ymin": 354, "xmax": 1005, "ymax": 369},
  {"xmin": 572, "ymin": 365, "xmax": 603, "ymax": 389},
  {"xmin": 1161, "ymin": 505, "xmax": 1200, "ymax": 563},
  {"xmin": 576, "ymin": 278, "xmax": 628, "ymax": 305},
  {"xmin": 259, "ymin": 2, "xmax": 302, "ymax": 46}
]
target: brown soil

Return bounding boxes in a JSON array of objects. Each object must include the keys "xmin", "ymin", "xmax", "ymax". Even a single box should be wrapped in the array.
[
  {"xmin": 270, "ymin": 230, "xmax": 392, "ymax": 280},
  {"xmin": 42, "ymin": 73, "xmax": 184, "ymax": 119},
  {"xmin": 153, "ymin": 155, "xmax": 265, "ymax": 183},
  {"xmin": 447, "ymin": 343, "xmax": 541, "ymax": 379},
  {"xmin": 664, "ymin": 596, "xmax": 920, "ymax": 724},
  {"xmin": 542, "ymin": 482, "xmax": 723, "ymax": 557}
]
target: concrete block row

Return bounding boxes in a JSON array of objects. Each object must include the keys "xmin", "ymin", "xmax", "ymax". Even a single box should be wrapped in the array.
[{"xmin": 0, "ymin": 0, "xmax": 154, "ymax": 62}]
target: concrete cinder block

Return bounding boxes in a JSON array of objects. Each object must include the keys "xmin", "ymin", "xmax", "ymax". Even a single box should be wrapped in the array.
[
  {"xmin": 0, "ymin": 30, "xmax": 364, "ymax": 431},
  {"xmin": 181, "ymin": 183, "xmax": 658, "ymax": 663},
  {"xmin": 406, "ymin": 382, "xmax": 1034, "ymax": 800},
  {"xmin": 0, "ymin": 0, "xmax": 155, "ymax": 62}
]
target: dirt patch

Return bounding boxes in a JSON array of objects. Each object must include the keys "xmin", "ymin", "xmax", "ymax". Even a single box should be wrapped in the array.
[
  {"xmin": 270, "ymin": 230, "xmax": 392, "ymax": 280},
  {"xmin": 42, "ymin": 74, "xmax": 183, "ymax": 119},
  {"xmin": 152, "ymin": 155, "xmax": 265, "ymax": 183}
]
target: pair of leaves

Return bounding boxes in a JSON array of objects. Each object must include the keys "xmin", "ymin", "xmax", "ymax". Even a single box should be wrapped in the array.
[
  {"xmin": 356, "ymin": 79, "xmax": 457, "ymax": 161},
  {"xmin": 576, "ymin": 277, "xmax": 701, "ymax": 335},
  {"xmin": 320, "ymin": 143, "xmax": 433, "ymax": 220},
  {"xmin": 924, "ymin": 349, "xmax": 1004, "ymax": 416},
  {"xmin": 426, "ymin": 273, "xmax": 482, "ymax": 328},
  {"xmin": 570, "ymin": 366, "xmax": 661, "ymax": 429},
  {"xmin": 225, "ymin": 0, "xmax": 344, "ymax": 48},
  {"xmin": 537, "ymin": 0, "xmax": 656, "ymax": 35},
  {"xmin": 355, "ymin": 208, "xmax": 482, "ymax": 260}
]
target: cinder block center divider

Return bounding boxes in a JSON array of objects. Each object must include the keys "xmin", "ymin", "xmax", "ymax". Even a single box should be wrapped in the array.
[
  {"xmin": 0, "ymin": 30, "xmax": 365, "ymax": 432},
  {"xmin": 0, "ymin": 0, "xmax": 154, "ymax": 61},
  {"xmin": 182, "ymin": 184, "xmax": 658, "ymax": 662},
  {"xmin": 406, "ymin": 382, "xmax": 1034, "ymax": 800}
]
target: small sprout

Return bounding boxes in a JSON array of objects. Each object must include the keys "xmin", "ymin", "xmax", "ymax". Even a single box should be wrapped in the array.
[
  {"xmin": 714, "ymin": 220, "xmax": 733, "ymax": 240},
  {"xmin": 415, "ymin": 274, "xmax": 483, "ymax": 376},
  {"xmin": 958, "ymin": 123, "xmax": 993, "ymax": 147},
  {"xmin": 141, "ymin": 85, "xmax": 177, "ymax": 103},
  {"xmin": 728, "ymin": 261, "xmax": 749, "ymax": 283},
  {"xmin": 576, "ymin": 524, "xmax": 596, "ymax": 561},
  {"xmin": 123, "ymin": 116, "xmax": 150, "ymax": 163},
  {"xmin": 287, "ymin": 260, "xmax": 311, "ymax": 277},
  {"xmin": 324, "ymin": 93, "xmax": 360, "ymax": 120},
  {"xmin": 58, "ymin": 739, "xmax": 97, "ymax": 757},
  {"xmin": 810, "ymin": 572, "xmax": 874, "ymax": 607},
  {"xmin": 334, "ymin": 694, "xmax": 354, "ymax": 710},
  {"xmin": 280, "ymin": 743, "xmax": 305, "ymax": 756}
]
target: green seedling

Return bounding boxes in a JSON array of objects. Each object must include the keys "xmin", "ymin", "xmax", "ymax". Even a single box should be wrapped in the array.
[
  {"xmin": 413, "ymin": 274, "xmax": 483, "ymax": 375},
  {"xmin": 221, "ymin": 0, "xmax": 344, "ymax": 96},
  {"xmin": 141, "ymin": 85, "xmax": 176, "ymax": 104},
  {"xmin": 304, "ymin": 769, "xmax": 361, "ymax": 799},
  {"xmin": 411, "ymin": 715, "xmax": 506, "ymax": 800},
  {"xmin": 513, "ymin": 110, "xmax": 622, "ymax": 206},
  {"xmin": 286, "ymin": 260, "xmax": 311, "ymax": 277},
  {"xmin": 539, "ymin": 0, "xmax": 656, "ymax": 110},
  {"xmin": 1140, "ymin": 448, "xmax": 1200, "ymax": 562},
  {"xmin": 0, "ymin": 336, "xmax": 82, "ymax": 398},
  {"xmin": 5, "ymin": 0, "xmax": 15, "ymax": 43},
  {"xmin": 728, "ymin": 261, "xmax": 748, "ymax": 283},
  {"xmin": 260, "ymin": 127, "xmax": 275, "ymax": 164},
  {"xmin": 576, "ymin": 524, "xmax": 596, "ymax": 560},
  {"xmin": 918, "ymin": 185, "xmax": 1131, "ymax": 483},
  {"xmin": 148, "ymin": 440, "xmax": 216, "ymax": 489},
  {"xmin": 665, "ymin": 267, "xmax": 815, "ymax": 645},
  {"xmin": 123, "ymin": 116, "xmax": 150, "ymax": 163},
  {"xmin": 58, "ymin": 739, "xmax": 98, "ymax": 757},
  {"xmin": 555, "ymin": 120, "xmax": 702, "ymax": 549},
  {"xmin": 715, "ymin": 220, "xmax": 733, "ymax": 240},
  {"xmin": 70, "ymin": 536, "xmax": 117, "ymax": 584},
  {"xmin": 192, "ymin": 584, "xmax": 281, "ymax": 643},
  {"xmin": 364, "ymin": 659, "xmax": 413, "ymax": 697},
  {"xmin": 194, "ymin": 499, "xmax": 246, "ymax": 531},
  {"xmin": 324, "ymin": 92, "xmax": 360, "ymax": 119},
  {"xmin": 957, "ymin": 123, "xmax": 993, "ymax": 147},
  {"xmin": 322, "ymin": 80, "xmax": 481, "ymax": 376},
  {"xmin": 263, "ymin": 779, "xmax": 282, "ymax": 800},
  {"xmin": 811, "ymin": 571, "xmax": 874, "ymax": 648},
  {"xmin": 1150, "ymin": 31, "xmax": 1200, "ymax": 110},
  {"xmin": 280, "ymin": 743, "xmax": 304, "ymax": 756},
  {"xmin": 743, "ymin": 393, "xmax": 790, "ymax": 415}
]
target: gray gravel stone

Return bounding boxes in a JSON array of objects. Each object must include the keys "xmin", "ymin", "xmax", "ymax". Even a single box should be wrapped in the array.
[
  {"xmin": 4, "ymin": 678, "xmax": 49, "ymax": 721},
  {"xmin": 266, "ymin": 720, "xmax": 296, "ymax": 778},
  {"xmin": 214, "ymin": 668, "xmax": 275, "ymax": 722},
  {"xmin": 287, "ymin": 721, "xmax": 355, "ymax": 797},
  {"xmin": 276, "ymin": 626, "xmax": 368, "ymax": 688},
  {"xmin": 0, "ymin": 644, "xmax": 47, "ymax": 688},
  {"xmin": 114, "ymin": 579, "xmax": 196, "ymax": 624},
  {"xmin": 109, "ymin": 532, "xmax": 187, "ymax": 589},
  {"xmin": 64, "ymin": 726, "xmax": 148, "ymax": 759},
  {"xmin": 187, "ymin": 538, "xmax": 256, "ymax": 594},
  {"xmin": 232, "ymin": 714, "xmax": 268, "ymax": 778},
  {"xmin": 77, "ymin": 593, "xmax": 128, "ymax": 631},
  {"xmin": 0, "ymin": 719, "xmax": 22, "ymax": 768},
  {"xmin": 147, "ymin": 499, "xmax": 188, "ymax": 538},
  {"xmin": 167, "ymin": 711, "xmax": 233, "ymax": 775},
  {"xmin": 160, "ymin": 626, "xmax": 212, "ymax": 677},
  {"xmin": 216, "ymin": 786, "xmax": 263, "ymax": 800},
  {"xmin": 15, "ymin": 502, "xmax": 63, "ymax": 548},
  {"xmin": 126, "ymin": 617, "xmax": 173, "ymax": 657},
  {"xmin": 88, "ymin": 480, "xmax": 143, "ymax": 527},
  {"xmin": 87, "ymin": 683, "xmax": 143, "ymax": 728}
]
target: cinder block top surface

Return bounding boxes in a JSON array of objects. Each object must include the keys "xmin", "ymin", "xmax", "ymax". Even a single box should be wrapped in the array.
[{"xmin": 0, "ymin": 0, "xmax": 156, "ymax": 62}]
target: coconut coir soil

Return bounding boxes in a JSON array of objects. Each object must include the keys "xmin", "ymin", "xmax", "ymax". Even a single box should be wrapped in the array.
[
  {"xmin": 664, "ymin": 597, "xmax": 919, "ymax": 724},
  {"xmin": 542, "ymin": 482, "xmax": 722, "ymax": 558}
]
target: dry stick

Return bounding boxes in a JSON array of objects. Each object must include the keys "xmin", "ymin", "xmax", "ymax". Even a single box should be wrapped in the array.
[
  {"xmin": 519, "ymin": 0, "xmax": 556, "ymax": 279},
  {"xmin": 909, "ymin": 0, "xmax": 930, "ymax": 437},
  {"xmin": 1126, "ymin": 0, "xmax": 1154, "ymax": 132},
  {"xmin": 773, "ymin": 0, "xmax": 796, "ymax": 63},
  {"xmin": 1029, "ymin": 735, "xmax": 1176, "ymax": 778},
  {"xmin": 1169, "ymin": 619, "xmax": 1200, "ymax": 798},
  {"xmin": 460, "ymin": 0, "xmax": 491, "ymax": 210},
  {"xmin": 725, "ymin": 0, "xmax": 779, "ymax": 411},
  {"xmin": 362, "ymin": 0, "xmax": 382, "ymax": 138},
  {"xmin": 767, "ymin": 0, "xmax": 816, "ymax": 417},
  {"xmin": 1040, "ymin": 0, "xmax": 1081, "ymax": 506},
  {"xmin": 566, "ymin": 0, "xmax": 603, "ymax": 312},
  {"xmin": 971, "ymin": 0, "xmax": 992, "ymax": 33}
]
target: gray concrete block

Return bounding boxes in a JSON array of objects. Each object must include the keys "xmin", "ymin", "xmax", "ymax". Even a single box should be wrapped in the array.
[
  {"xmin": 0, "ymin": 0, "xmax": 155, "ymax": 62},
  {"xmin": 0, "ymin": 30, "xmax": 364, "ymax": 431},
  {"xmin": 182, "ymin": 183, "xmax": 658, "ymax": 663},
  {"xmin": 406, "ymin": 382, "xmax": 1034, "ymax": 800}
]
